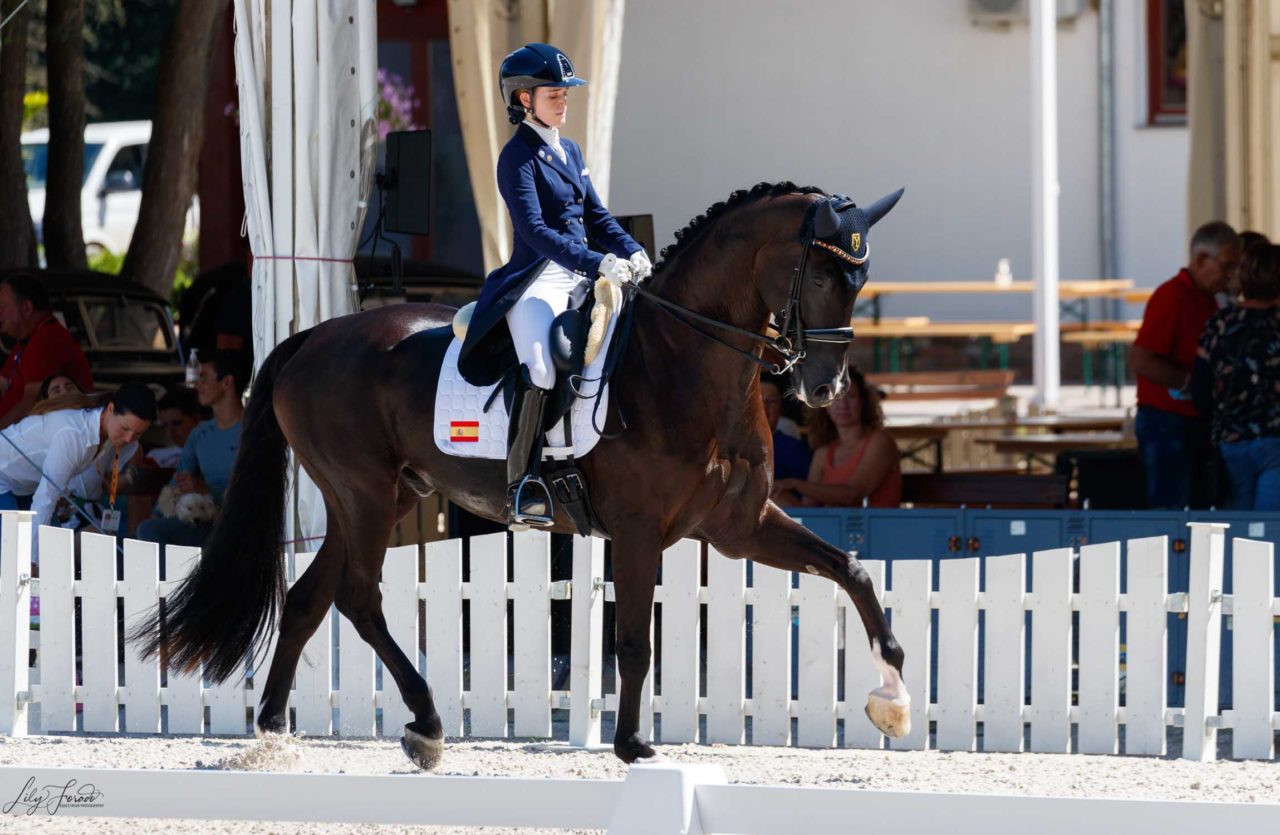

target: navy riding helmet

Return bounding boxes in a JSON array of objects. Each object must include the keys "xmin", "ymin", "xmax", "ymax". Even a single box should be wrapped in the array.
[{"xmin": 499, "ymin": 43, "xmax": 587, "ymax": 125}]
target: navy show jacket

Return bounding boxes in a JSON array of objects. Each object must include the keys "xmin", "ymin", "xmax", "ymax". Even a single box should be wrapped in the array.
[{"xmin": 457, "ymin": 122, "xmax": 641, "ymax": 387}]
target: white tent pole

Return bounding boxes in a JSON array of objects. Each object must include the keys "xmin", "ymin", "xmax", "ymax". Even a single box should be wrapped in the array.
[{"xmin": 1031, "ymin": 0, "xmax": 1060, "ymax": 408}]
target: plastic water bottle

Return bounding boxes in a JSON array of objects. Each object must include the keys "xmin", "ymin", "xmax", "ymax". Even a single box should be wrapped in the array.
[
  {"xmin": 185, "ymin": 348, "xmax": 200, "ymax": 387},
  {"xmin": 994, "ymin": 258, "xmax": 1013, "ymax": 287}
]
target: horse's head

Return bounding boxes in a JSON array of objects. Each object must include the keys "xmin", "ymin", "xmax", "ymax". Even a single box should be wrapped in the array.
[{"xmin": 758, "ymin": 188, "xmax": 904, "ymax": 408}]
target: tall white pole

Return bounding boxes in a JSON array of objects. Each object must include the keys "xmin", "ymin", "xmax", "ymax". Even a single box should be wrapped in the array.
[{"xmin": 1031, "ymin": 0, "xmax": 1061, "ymax": 407}]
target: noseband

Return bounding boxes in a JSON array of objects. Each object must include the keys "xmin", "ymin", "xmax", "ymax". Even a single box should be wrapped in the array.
[{"xmin": 631, "ymin": 195, "xmax": 858, "ymax": 375}]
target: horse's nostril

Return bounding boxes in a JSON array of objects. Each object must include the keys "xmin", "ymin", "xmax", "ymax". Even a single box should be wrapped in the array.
[{"xmin": 813, "ymin": 384, "xmax": 832, "ymax": 401}]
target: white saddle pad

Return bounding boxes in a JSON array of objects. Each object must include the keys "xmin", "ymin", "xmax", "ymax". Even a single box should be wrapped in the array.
[{"xmin": 433, "ymin": 314, "xmax": 618, "ymax": 461}]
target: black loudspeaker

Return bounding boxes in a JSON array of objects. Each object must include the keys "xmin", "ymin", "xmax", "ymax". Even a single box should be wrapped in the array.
[{"xmin": 384, "ymin": 129, "xmax": 431, "ymax": 235}]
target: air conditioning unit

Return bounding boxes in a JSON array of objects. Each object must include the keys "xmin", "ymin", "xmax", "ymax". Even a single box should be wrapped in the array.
[{"xmin": 969, "ymin": 0, "xmax": 1085, "ymax": 25}]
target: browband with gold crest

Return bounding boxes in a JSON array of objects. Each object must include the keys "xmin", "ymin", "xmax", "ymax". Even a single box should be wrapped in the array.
[{"xmin": 812, "ymin": 237, "xmax": 870, "ymax": 266}]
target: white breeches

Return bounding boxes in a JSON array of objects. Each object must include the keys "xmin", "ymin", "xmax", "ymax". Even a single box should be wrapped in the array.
[{"xmin": 505, "ymin": 261, "xmax": 580, "ymax": 390}]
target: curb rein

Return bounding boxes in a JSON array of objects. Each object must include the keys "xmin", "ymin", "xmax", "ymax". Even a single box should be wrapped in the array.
[{"xmin": 628, "ymin": 208, "xmax": 857, "ymax": 376}]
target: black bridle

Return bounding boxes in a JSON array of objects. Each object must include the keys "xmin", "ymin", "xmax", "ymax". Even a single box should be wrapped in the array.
[{"xmin": 629, "ymin": 198, "xmax": 858, "ymax": 375}]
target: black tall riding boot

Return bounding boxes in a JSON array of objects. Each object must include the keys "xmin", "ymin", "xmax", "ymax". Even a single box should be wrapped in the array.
[{"xmin": 506, "ymin": 366, "xmax": 554, "ymax": 529}]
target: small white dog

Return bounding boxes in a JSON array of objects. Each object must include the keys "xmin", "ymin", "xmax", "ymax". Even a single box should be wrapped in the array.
[{"xmin": 157, "ymin": 484, "xmax": 219, "ymax": 527}]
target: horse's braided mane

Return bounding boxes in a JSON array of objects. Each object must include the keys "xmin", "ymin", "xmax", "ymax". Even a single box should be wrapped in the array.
[{"xmin": 653, "ymin": 181, "xmax": 826, "ymax": 274}]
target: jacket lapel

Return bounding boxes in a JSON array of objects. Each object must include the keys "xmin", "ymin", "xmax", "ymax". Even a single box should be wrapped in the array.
[{"xmin": 517, "ymin": 123, "xmax": 583, "ymax": 195}]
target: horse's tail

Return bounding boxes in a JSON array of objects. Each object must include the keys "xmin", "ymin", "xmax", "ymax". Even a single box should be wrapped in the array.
[{"xmin": 130, "ymin": 328, "xmax": 313, "ymax": 683}]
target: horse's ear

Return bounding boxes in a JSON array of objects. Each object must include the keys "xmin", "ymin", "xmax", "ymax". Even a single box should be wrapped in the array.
[
  {"xmin": 864, "ymin": 188, "xmax": 905, "ymax": 227},
  {"xmin": 813, "ymin": 199, "xmax": 841, "ymax": 238}
]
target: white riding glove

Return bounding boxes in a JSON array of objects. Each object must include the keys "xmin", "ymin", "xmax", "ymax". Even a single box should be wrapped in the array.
[
  {"xmin": 628, "ymin": 249, "xmax": 653, "ymax": 281},
  {"xmin": 598, "ymin": 253, "xmax": 634, "ymax": 287}
]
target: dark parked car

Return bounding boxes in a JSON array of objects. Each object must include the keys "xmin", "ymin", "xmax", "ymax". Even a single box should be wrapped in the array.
[{"xmin": 1, "ymin": 268, "xmax": 184, "ymax": 392}]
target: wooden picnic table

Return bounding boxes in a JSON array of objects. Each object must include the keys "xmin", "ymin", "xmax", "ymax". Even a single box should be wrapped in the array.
[
  {"xmin": 859, "ymin": 279, "xmax": 1134, "ymax": 299},
  {"xmin": 888, "ymin": 415, "xmax": 1126, "ymax": 471},
  {"xmin": 973, "ymin": 431, "xmax": 1135, "ymax": 470}
]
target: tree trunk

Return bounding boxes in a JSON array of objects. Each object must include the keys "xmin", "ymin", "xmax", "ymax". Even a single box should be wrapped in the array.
[
  {"xmin": 0, "ymin": 0, "xmax": 38, "ymax": 270},
  {"xmin": 44, "ymin": 0, "xmax": 88, "ymax": 270},
  {"xmin": 121, "ymin": 0, "xmax": 230, "ymax": 297}
]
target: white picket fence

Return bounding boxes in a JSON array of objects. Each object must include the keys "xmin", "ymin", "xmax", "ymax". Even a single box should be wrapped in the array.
[{"xmin": 0, "ymin": 512, "xmax": 1275, "ymax": 760}]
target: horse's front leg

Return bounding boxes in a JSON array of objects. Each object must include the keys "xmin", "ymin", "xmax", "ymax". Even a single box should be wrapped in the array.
[
  {"xmin": 609, "ymin": 532, "xmax": 662, "ymax": 763},
  {"xmin": 714, "ymin": 504, "xmax": 911, "ymax": 738}
]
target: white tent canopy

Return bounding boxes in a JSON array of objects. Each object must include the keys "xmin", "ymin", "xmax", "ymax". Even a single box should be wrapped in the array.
[{"xmin": 233, "ymin": 0, "xmax": 378, "ymax": 544}]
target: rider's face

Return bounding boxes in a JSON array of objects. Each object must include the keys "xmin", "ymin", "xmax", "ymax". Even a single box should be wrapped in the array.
[{"xmin": 524, "ymin": 87, "xmax": 568, "ymax": 128}]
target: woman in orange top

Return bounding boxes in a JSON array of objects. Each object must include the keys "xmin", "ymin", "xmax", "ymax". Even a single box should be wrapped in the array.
[{"xmin": 772, "ymin": 368, "xmax": 902, "ymax": 508}]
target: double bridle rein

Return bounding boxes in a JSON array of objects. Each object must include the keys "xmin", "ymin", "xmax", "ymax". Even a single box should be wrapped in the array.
[{"xmin": 628, "ymin": 197, "xmax": 858, "ymax": 375}]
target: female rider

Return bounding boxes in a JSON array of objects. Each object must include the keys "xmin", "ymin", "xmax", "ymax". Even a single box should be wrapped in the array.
[{"xmin": 457, "ymin": 43, "xmax": 651, "ymax": 528}]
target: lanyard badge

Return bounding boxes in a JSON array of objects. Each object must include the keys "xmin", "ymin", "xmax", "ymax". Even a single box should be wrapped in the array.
[{"xmin": 100, "ymin": 449, "xmax": 121, "ymax": 533}]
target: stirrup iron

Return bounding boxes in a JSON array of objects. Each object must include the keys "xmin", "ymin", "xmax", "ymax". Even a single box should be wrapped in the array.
[{"xmin": 507, "ymin": 475, "xmax": 555, "ymax": 529}]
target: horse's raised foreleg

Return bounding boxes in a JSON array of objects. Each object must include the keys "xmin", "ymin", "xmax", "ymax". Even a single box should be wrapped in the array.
[
  {"xmin": 255, "ymin": 537, "xmax": 344, "ymax": 736},
  {"xmin": 713, "ymin": 504, "xmax": 911, "ymax": 738},
  {"xmin": 609, "ymin": 532, "xmax": 663, "ymax": 763}
]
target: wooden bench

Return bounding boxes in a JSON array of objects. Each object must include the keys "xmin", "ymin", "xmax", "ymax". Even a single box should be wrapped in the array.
[
  {"xmin": 901, "ymin": 472, "xmax": 1071, "ymax": 509},
  {"xmin": 867, "ymin": 370, "xmax": 1015, "ymax": 402}
]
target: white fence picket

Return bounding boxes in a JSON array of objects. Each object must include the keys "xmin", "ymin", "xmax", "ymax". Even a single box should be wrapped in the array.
[
  {"xmin": 1183, "ymin": 523, "xmax": 1227, "ymax": 762},
  {"xmin": 888, "ymin": 559, "xmax": 931, "ymax": 750},
  {"xmin": 935, "ymin": 558, "xmax": 978, "ymax": 752},
  {"xmin": 468, "ymin": 533, "xmax": 508, "ymax": 737},
  {"xmin": 1230, "ymin": 537, "xmax": 1275, "ymax": 760},
  {"xmin": 79, "ymin": 532, "xmax": 118, "ymax": 732},
  {"xmin": 163, "ymin": 546, "xmax": 204, "ymax": 735},
  {"xmin": 292, "ymin": 552, "xmax": 333, "ymax": 736},
  {"xmin": 378, "ymin": 545, "xmax": 419, "ymax": 738},
  {"xmin": 0, "ymin": 512, "xmax": 32, "ymax": 736},
  {"xmin": 658, "ymin": 540, "xmax": 700, "ymax": 744},
  {"xmin": 638, "ymin": 610, "xmax": 655, "ymax": 744},
  {"xmin": 568, "ymin": 536, "xmax": 603, "ymax": 747},
  {"xmin": 705, "ymin": 548, "xmax": 745, "ymax": 744},
  {"xmin": 3, "ymin": 513, "xmax": 1277, "ymax": 763},
  {"xmin": 982, "ymin": 553, "xmax": 1025, "ymax": 753},
  {"xmin": 511, "ymin": 532, "xmax": 551, "ymax": 738},
  {"xmin": 121, "ymin": 539, "xmax": 161, "ymax": 734},
  {"xmin": 1123, "ymin": 536, "xmax": 1167, "ymax": 756},
  {"xmin": 1029, "ymin": 548, "xmax": 1072, "ymax": 754},
  {"xmin": 1076, "ymin": 542, "xmax": 1120, "ymax": 755},
  {"xmin": 796, "ymin": 572, "xmax": 837, "ymax": 748},
  {"xmin": 843, "ymin": 559, "xmax": 885, "ymax": 750},
  {"xmin": 37, "ymin": 526, "xmax": 75, "ymax": 732},
  {"xmin": 337, "ymin": 593, "xmax": 376, "ymax": 736},
  {"xmin": 750, "ymin": 563, "xmax": 791, "ymax": 746},
  {"xmin": 424, "ymin": 539, "xmax": 463, "ymax": 738}
]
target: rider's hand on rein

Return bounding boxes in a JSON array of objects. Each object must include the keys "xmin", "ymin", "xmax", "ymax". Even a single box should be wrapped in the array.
[
  {"xmin": 599, "ymin": 253, "xmax": 635, "ymax": 287},
  {"xmin": 628, "ymin": 249, "xmax": 653, "ymax": 281}
]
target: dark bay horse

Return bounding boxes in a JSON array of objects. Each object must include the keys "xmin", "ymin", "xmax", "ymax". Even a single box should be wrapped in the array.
[{"xmin": 132, "ymin": 181, "xmax": 911, "ymax": 768}]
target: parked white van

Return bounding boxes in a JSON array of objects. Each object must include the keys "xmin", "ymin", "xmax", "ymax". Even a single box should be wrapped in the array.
[{"xmin": 21, "ymin": 121, "xmax": 199, "ymax": 258}]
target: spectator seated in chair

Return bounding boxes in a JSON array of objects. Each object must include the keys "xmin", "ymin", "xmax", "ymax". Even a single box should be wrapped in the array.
[
  {"xmin": 137, "ymin": 351, "xmax": 248, "ymax": 549},
  {"xmin": 772, "ymin": 367, "xmax": 901, "ymax": 508},
  {"xmin": 0, "ymin": 272, "xmax": 94, "ymax": 429},
  {"xmin": 760, "ymin": 377, "xmax": 811, "ymax": 483}
]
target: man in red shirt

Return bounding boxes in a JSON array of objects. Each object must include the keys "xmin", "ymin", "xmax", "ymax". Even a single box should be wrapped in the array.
[
  {"xmin": 1132, "ymin": 222, "xmax": 1240, "ymax": 508},
  {"xmin": 0, "ymin": 273, "xmax": 94, "ymax": 428}
]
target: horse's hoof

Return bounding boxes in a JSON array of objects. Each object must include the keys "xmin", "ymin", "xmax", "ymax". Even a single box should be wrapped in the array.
[
  {"xmin": 865, "ymin": 690, "xmax": 911, "ymax": 738},
  {"xmin": 614, "ymin": 733, "xmax": 657, "ymax": 764},
  {"xmin": 401, "ymin": 725, "xmax": 445, "ymax": 771},
  {"xmin": 255, "ymin": 715, "xmax": 288, "ymax": 738}
]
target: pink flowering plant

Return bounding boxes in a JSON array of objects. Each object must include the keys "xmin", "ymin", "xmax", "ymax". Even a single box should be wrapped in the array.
[{"xmin": 377, "ymin": 68, "xmax": 420, "ymax": 140}]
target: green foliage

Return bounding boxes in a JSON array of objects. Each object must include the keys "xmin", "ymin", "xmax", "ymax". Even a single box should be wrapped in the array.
[
  {"xmin": 22, "ymin": 91, "xmax": 49, "ymax": 131},
  {"xmin": 88, "ymin": 248, "xmax": 124, "ymax": 275}
]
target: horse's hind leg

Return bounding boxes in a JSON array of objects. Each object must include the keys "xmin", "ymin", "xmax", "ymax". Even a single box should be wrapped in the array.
[
  {"xmin": 714, "ymin": 504, "xmax": 911, "ymax": 739},
  {"xmin": 332, "ymin": 489, "xmax": 444, "ymax": 770},
  {"xmin": 255, "ymin": 532, "xmax": 345, "ymax": 735}
]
